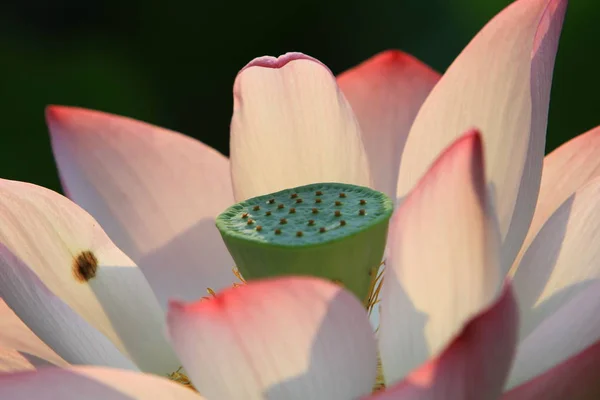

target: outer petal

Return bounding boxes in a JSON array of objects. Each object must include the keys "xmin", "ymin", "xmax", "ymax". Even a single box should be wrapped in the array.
[
  {"xmin": 167, "ymin": 277, "xmax": 377, "ymax": 400},
  {"xmin": 0, "ymin": 366, "xmax": 204, "ymax": 399},
  {"xmin": 379, "ymin": 131, "xmax": 502, "ymax": 384},
  {"xmin": 504, "ymin": 339, "xmax": 600, "ymax": 400},
  {"xmin": 230, "ymin": 53, "xmax": 371, "ymax": 201},
  {"xmin": 47, "ymin": 106, "xmax": 235, "ymax": 307},
  {"xmin": 507, "ymin": 281, "xmax": 600, "ymax": 390},
  {"xmin": 0, "ymin": 298, "xmax": 65, "ymax": 368},
  {"xmin": 511, "ymin": 176, "xmax": 600, "ymax": 340},
  {"xmin": 512, "ymin": 126, "xmax": 600, "ymax": 271},
  {"xmin": 0, "ymin": 179, "xmax": 178, "ymax": 374},
  {"xmin": 396, "ymin": 0, "xmax": 567, "ymax": 269},
  {"xmin": 368, "ymin": 285, "xmax": 517, "ymax": 400},
  {"xmin": 337, "ymin": 50, "xmax": 440, "ymax": 199}
]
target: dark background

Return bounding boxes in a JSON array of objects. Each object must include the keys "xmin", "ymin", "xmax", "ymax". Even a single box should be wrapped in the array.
[{"xmin": 1, "ymin": 0, "xmax": 597, "ymax": 193}]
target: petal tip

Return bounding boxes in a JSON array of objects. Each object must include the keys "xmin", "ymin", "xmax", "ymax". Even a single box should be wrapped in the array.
[
  {"xmin": 371, "ymin": 50, "xmax": 436, "ymax": 73},
  {"xmin": 241, "ymin": 52, "xmax": 319, "ymax": 71},
  {"xmin": 45, "ymin": 105, "xmax": 74, "ymax": 125}
]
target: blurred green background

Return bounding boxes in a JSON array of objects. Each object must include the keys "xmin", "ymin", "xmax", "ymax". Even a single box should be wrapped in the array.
[{"xmin": 1, "ymin": 0, "xmax": 597, "ymax": 193}]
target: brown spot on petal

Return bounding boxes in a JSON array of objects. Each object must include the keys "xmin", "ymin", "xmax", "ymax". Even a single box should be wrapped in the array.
[{"xmin": 73, "ymin": 250, "xmax": 98, "ymax": 283}]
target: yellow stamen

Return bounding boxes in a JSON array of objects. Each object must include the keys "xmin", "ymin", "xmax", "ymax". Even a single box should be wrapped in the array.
[
  {"xmin": 365, "ymin": 261, "xmax": 385, "ymax": 314},
  {"xmin": 366, "ymin": 261, "xmax": 386, "ymax": 392},
  {"xmin": 202, "ymin": 268, "xmax": 246, "ymax": 301},
  {"xmin": 167, "ymin": 367, "xmax": 197, "ymax": 391}
]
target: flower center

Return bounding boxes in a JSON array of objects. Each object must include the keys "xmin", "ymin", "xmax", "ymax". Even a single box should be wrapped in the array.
[
  {"xmin": 215, "ymin": 182, "xmax": 393, "ymax": 303},
  {"xmin": 170, "ymin": 183, "xmax": 393, "ymax": 393}
]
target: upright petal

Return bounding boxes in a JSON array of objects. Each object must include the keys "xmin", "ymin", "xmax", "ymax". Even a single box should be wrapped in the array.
[
  {"xmin": 0, "ymin": 179, "xmax": 178, "ymax": 374},
  {"xmin": 504, "ymin": 339, "xmax": 600, "ymax": 400},
  {"xmin": 507, "ymin": 281, "xmax": 600, "ymax": 390},
  {"xmin": 230, "ymin": 53, "xmax": 371, "ymax": 201},
  {"xmin": 512, "ymin": 176, "xmax": 600, "ymax": 340},
  {"xmin": 0, "ymin": 298, "xmax": 66, "ymax": 368},
  {"xmin": 380, "ymin": 131, "xmax": 502, "ymax": 385},
  {"xmin": 368, "ymin": 285, "xmax": 517, "ymax": 400},
  {"xmin": 512, "ymin": 126, "xmax": 600, "ymax": 271},
  {"xmin": 396, "ymin": 0, "xmax": 568, "ymax": 268},
  {"xmin": 167, "ymin": 277, "xmax": 377, "ymax": 400},
  {"xmin": 47, "ymin": 106, "xmax": 235, "ymax": 307},
  {"xmin": 337, "ymin": 50, "xmax": 440, "ymax": 199},
  {"xmin": 0, "ymin": 366, "xmax": 204, "ymax": 399},
  {"xmin": 509, "ymin": 176, "xmax": 600, "ymax": 388}
]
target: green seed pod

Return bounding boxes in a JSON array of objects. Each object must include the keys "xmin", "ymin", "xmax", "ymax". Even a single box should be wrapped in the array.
[{"xmin": 216, "ymin": 182, "xmax": 393, "ymax": 303}]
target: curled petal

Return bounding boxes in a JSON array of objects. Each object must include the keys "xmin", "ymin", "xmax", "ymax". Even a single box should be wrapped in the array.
[{"xmin": 231, "ymin": 53, "xmax": 371, "ymax": 201}]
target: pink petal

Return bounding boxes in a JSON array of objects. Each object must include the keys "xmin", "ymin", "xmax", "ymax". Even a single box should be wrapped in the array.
[
  {"xmin": 0, "ymin": 179, "xmax": 178, "ymax": 373},
  {"xmin": 230, "ymin": 53, "xmax": 371, "ymax": 201},
  {"xmin": 167, "ymin": 277, "xmax": 377, "ymax": 400},
  {"xmin": 508, "ymin": 280, "xmax": 600, "ymax": 390},
  {"xmin": 504, "ymin": 339, "xmax": 600, "ymax": 400},
  {"xmin": 337, "ymin": 50, "xmax": 440, "ymax": 199},
  {"xmin": 512, "ymin": 126, "xmax": 600, "ymax": 270},
  {"xmin": 0, "ymin": 366, "xmax": 204, "ymax": 399},
  {"xmin": 396, "ymin": 0, "xmax": 568, "ymax": 270},
  {"xmin": 0, "ymin": 298, "xmax": 65, "ymax": 368},
  {"xmin": 379, "ymin": 130, "xmax": 503, "ymax": 384},
  {"xmin": 47, "ymin": 106, "xmax": 235, "ymax": 307},
  {"xmin": 367, "ymin": 285, "xmax": 517, "ymax": 400}
]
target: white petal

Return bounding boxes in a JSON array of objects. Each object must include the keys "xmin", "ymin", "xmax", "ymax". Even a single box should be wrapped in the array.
[
  {"xmin": 397, "ymin": 0, "xmax": 567, "ymax": 269},
  {"xmin": 507, "ymin": 280, "xmax": 600, "ymax": 390},
  {"xmin": 512, "ymin": 126, "xmax": 600, "ymax": 271},
  {"xmin": 0, "ymin": 179, "xmax": 178, "ymax": 374},
  {"xmin": 337, "ymin": 50, "xmax": 440, "ymax": 199},
  {"xmin": 48, "ymin": 106, "xmax": 235, "ymax": 307},
  {"xmin": 0, "ymin": 366, "xmax": 204, "ymax": 399},
  {"xmin": 380, "ymin": 131, "xmax": 502, "ymax": 385},
  {"xmin": 230, "ymin": 53, "xmax": 371, "ymax": 201},
  {"xmin": 0, "ymin": 298, "xmax": 65, "ymax": 368},
  {"xmin": 512, "ymin": 176, "xmax": 600, "ymax": 342},
  {"xmin": 167, "ymin": 277, "xmax": 377, "ymax": 400}
]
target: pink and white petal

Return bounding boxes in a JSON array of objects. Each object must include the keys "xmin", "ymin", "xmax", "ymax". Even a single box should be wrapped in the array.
[
  {"xmin": 512, "ymin": 176, "xmax": 600, "ymax": 340},
  {"xmin": 167, "ymin": 277, "xmax": 377, "ymax": 400},
  {"xmin": 230, "ymin": 53, "xmax": 371, "ymax": 201},
  {"xmin": 0, "ymin": 179, "xmax": 178, "ymax": 374},
  {"xmin": 337, "ymin": 50, "xmax": 440, "ymax": 199},
  {"xmin": 504, "ymin": 339, "xmax": 600, "ymax": 400},
  {"xmin": 0, "ymin": 366, "xmax": 204, "ymax": 399},
  {"xmin": 368, "ymin": 285, "xmax": 517, "ymax": 400},
  {"xmin": 396, "ymin": 0, "xmax": 568, "ymax": 271},
  {"xmin": 0, "ymin": 298, "xmax": 65, "ymax": 368},
  {"xmin": 512, "ymin": 126, "xmax": 600, "ymax": 272},
  {"xmin": 380, "ymin": 131, "xmax": 503, "ymax": 385},
  {"xmin": 507, "ymin": 280, "xmax": 600, "ymax": 390},
  {"xmin": 48, "ymin": 106, "xmax": 235, "ymax": 307},
  {"xmin": 0, "ymin": 348, "xmax": 43, "ymax": 372}
]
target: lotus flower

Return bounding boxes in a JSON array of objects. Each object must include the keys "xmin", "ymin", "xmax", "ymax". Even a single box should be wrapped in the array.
[{"xmin": 1, "ymin": 0, "xmax": 599, "ymax": 398}]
